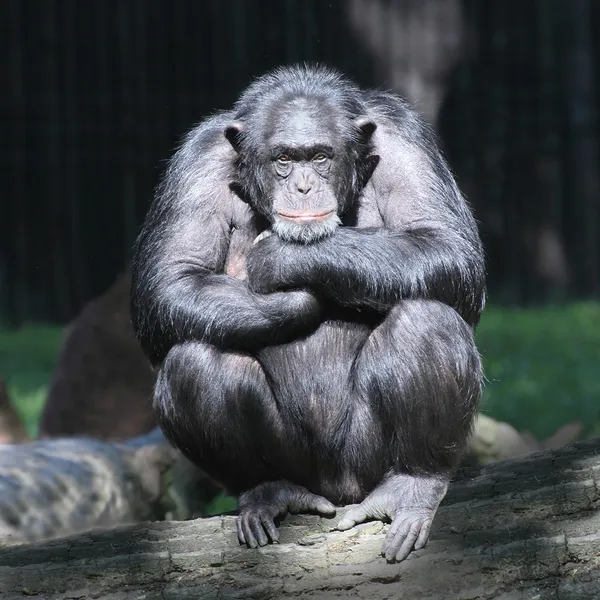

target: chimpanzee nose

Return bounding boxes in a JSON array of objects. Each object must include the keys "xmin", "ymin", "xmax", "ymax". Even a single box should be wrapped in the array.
[{"xmin": 296, "ymin": 174, "xmax": 313, "ymax": 194}]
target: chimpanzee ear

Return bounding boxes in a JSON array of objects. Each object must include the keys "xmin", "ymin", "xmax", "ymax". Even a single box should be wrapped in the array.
[
  {"xmin": 354, "ymin": 116, "xmax": 377, "ymax": 142},
  {"xmin": 224, "ymin": 121, "xmax": 246, "ymax": 152}
]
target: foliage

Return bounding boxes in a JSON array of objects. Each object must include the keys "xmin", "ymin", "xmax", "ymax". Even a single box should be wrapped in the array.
[
  {"xmin": 1, "ymin": 302, "xmax": 599, "ymax": 443},
  {"xmin": 0, "ymin": 324, "xmax": 62, "ymax": 439}
]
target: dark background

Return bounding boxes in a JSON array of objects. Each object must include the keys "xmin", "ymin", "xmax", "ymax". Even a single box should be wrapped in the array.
[{"xmin": 2, "ymin": 0, "xmax": 599, "ymax": 326}]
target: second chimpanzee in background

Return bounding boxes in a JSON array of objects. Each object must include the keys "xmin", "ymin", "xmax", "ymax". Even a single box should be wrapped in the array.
[{"xmin": 131, "ymin": 64, "xmax": 486, "ymax": 562}]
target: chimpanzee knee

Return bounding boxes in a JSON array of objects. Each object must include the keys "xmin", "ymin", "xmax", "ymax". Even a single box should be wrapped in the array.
[
  {"xmin": 154, "ymin": 342, "xmax": 281, "ymax": 493},
  {"xmin": 354, "ymin": 299, "xmax": 482, "ymax": 475}
]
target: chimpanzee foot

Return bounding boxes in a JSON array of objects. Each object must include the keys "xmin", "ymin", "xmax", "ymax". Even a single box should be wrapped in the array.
[
  {"xmin": 237, "ymin": 481, "xmax": 336, "ymax": 548},
  {"xmin": 336, "ymin": 473, "xmax": 450, "ymax": 562}
]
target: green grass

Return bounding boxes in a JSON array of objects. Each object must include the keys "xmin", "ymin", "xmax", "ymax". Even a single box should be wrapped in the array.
[
  {"xmin": 0, "ymin": 323, "xmax": 63, "ymax": 439},
  {"xmin": 476, "ymin": 302, "xmax": 600, "ymax": 441},
  {"xmin": 1, "ymin": 301, "xmax": 599, "ymax": 445}
]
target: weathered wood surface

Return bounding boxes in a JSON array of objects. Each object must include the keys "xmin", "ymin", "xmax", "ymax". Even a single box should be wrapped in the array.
[
  {"xmin": 0, "ymin": 429, "xmax": 178, "ymax": 548},
  {"xmin": 1, "ymin": 438, "xmax": 600, "ymax": 599}
]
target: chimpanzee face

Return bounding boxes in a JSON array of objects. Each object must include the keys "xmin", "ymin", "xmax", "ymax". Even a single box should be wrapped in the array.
[
  {"xmin": 265, "ymin": 102, "xmax": 342, "ymax": 242},
  {"xmin": 226, "ymin": 97, "xmax": 376, "ymax": 244}
]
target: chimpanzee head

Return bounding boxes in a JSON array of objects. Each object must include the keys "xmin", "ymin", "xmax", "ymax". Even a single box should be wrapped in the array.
[{"xmin": 225, "ymin": 65, "xmax": 377, "ymax": 243}]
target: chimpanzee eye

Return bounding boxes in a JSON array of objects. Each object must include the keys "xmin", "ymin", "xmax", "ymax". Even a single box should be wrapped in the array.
[
  {"xmin": 313, "ymin": 153, "xmax": 327, "ymax": 162},
  {"xmin": 277, "ymin": 155, "xmax": 291, "ymax": 164}
]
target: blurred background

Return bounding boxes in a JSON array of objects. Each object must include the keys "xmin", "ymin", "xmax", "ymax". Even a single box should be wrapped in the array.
[{"xmin": 1, "ymin": 0, "xmax": 599, "ymax": 459}]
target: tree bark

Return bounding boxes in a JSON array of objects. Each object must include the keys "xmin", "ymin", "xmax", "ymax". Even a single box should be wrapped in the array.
[{"xmin": 2, "ymin": 438, "xmax": 600, "ymax": 600}]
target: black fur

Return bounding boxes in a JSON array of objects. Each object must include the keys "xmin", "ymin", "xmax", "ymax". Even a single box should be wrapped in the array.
[{"xmin": 131, "ymin": 64, "xmax": 486, "ymax": 561}]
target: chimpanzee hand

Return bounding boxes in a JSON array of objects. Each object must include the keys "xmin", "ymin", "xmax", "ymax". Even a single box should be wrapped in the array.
[
  {"xmin": 246, "ymin": 231, "xmax": 291, "ymax": 295},
  {"xmin": 252, "ymin": 230, "xmax": 274, "ymax": 246},
  {"xmin": 237, "ymin": 481, "xmax": 336, "ymax": 548},
  {"xmin": 246, "ymin": 231, "xmax": 322, "ymax": 296},
  {"xmin": 336, "ymin": 473, "xmax": 449, "ymax": 562}
]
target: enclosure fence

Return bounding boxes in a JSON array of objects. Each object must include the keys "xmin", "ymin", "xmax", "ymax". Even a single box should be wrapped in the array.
[{"xmin": 2, "ymin": 0, "xmax": 599, "ymax": 325}]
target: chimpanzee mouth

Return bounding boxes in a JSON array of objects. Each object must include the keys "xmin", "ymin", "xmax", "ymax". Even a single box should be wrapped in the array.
[
  {"xmin": 277, "ymin": 209, "xmax": 335, "ymax": 223},
  {"xmin": 273, "ymin": 211, "xmax": 341, "ymax": 243}
]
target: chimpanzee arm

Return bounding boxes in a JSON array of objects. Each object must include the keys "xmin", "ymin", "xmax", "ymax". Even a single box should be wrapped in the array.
[
  {"xmin": 246, "ymin": 93, "xmax": 485, "ymax": 326},
  {"xmin": 131, "ymin": 115, "xmax": 321, "ymax": 366}
]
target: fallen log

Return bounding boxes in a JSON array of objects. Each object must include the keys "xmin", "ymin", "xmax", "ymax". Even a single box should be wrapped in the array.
[
  {"xmin": 0, "ymin": 428, "xmax": 178, "ymax": 547},
  {"xmin": 465, "ymin": 413, "xmax": 584, "ymax": 465},
  {"xmin": 1, "ymin": 438, "xmax": 599, "ymax": 599}
]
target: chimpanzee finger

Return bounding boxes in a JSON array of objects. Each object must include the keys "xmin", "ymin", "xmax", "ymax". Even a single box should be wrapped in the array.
[
  {"xmin": 391, "ymin": 520, "xmax": 422, "ymax": 562},
  {"xmin": 236, "ymin": 516, "xmax": 246, "ymax": 546},
  {"xmin": 288, "ymin": 491, "xmax": 336, "ymax": 516},
  {"xmin": 313, "ymin": 497, "xmax": 337, "ymax": 516},
  {"xmin": 383, "ymin": 517, "xmax": 411, "ymax": 562},
  {"xmin": 260, "ymin": 514, "xmax": 280, "ymax": 543},
  {"xmin": 241, "ymin": 516, "xmax": 258, "ymax": 549},
  {"xmin": 336, "ymin": 504, "xmax": 369, "ymax": 531},
  {"xmin": 249, "ymin": 514, "xmax": 269, "ymax": 546},
  {"xmin": 414, "ymin": 518, "xmax": 432, "ymax": 550},
  {"xmin": 381, "ymin": 516, "xmax": 406, "ymax": 556},
  {"xmin": 383, "ymin": 514, "xmax": 428, "ymax": 563}
]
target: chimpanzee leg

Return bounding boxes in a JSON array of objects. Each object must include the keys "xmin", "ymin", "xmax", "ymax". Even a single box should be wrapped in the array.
[
  {"xmin": 338, "ymin": 299, "xmax": 482, "ymax": 562},
  {"xmin": 153, "ymin": 341, "xmax": 335, "ymax": 548},
  {"xmin": 154, "ymin": 341, "xmax": 279, "ymax": 491}
]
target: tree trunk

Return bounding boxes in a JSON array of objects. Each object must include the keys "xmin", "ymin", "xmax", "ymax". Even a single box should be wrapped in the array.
[{"xmin": 2, "ymin": 438, "xmax": 600, "ymax": 600}]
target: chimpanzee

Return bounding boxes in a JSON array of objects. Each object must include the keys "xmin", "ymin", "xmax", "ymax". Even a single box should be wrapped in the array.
[{"xmin": 130, "ymin": 64, "xmax": 486, "ymax": 562}]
